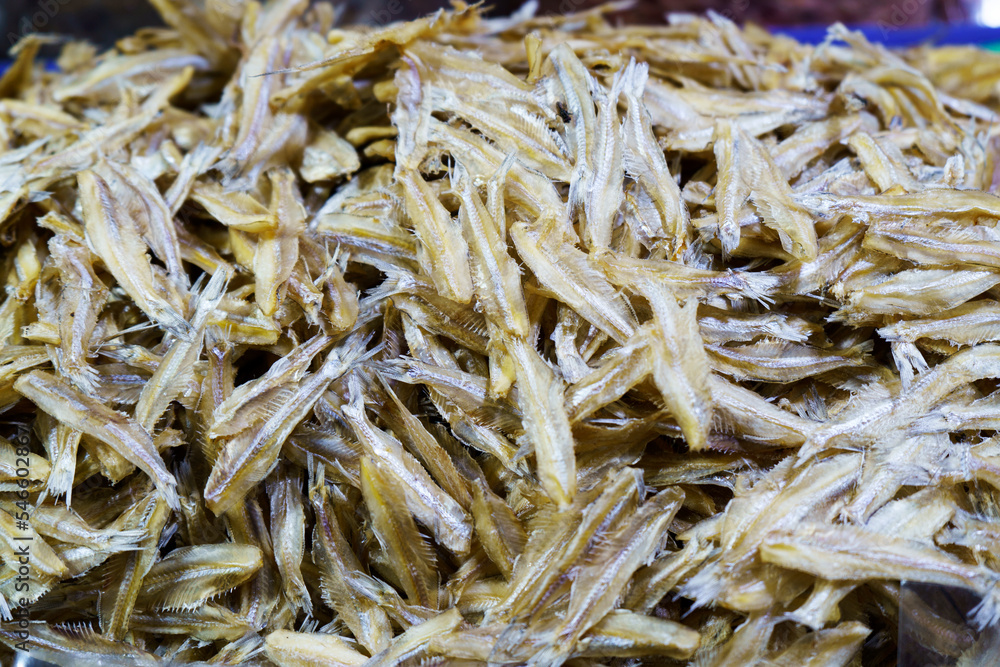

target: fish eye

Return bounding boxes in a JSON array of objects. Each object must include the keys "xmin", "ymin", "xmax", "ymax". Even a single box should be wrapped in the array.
[{"xmin": 556, "ymin": 102, "xmax": 572, "ymax": 123}]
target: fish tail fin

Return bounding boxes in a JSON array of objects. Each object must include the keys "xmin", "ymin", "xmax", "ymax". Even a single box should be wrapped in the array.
[{"xmin": 972, "ymin": 581, "xmax": 1000, "ymax": 629}]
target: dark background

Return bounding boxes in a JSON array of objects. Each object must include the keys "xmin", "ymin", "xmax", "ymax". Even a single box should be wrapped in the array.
[{"xmin": 0, "ymin": 0, "xmax": 971, "ymax": 51}]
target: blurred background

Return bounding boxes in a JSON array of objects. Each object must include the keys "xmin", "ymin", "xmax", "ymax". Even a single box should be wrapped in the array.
[{"xmin": 0, "ymin": 0, "xmax": 995, "ymax": 50}]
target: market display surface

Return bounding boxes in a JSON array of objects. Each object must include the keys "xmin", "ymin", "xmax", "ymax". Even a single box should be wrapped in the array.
[{"xmin": 2, "ymin": 1, "xmax": 1000, "ymax": 664}]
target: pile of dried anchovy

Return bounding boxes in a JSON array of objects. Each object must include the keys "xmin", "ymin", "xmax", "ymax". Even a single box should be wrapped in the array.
[{"xmin": 2, "ymin": 1, "xmax": 1000, "ymax": 665}]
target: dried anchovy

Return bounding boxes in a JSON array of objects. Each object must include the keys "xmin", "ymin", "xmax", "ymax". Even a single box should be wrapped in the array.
[{"xmin": 0, "ymin": 3, "xmax": 1000, "ymax": 666}]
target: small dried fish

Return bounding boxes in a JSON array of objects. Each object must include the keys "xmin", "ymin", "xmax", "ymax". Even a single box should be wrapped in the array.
[{"xmin": 5, "ymin": 4, "xmax": 1000, "ymax": 665}]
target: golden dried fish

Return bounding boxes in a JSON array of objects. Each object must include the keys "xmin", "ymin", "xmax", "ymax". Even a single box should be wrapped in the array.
[
  {"xmin": 7, "ymin": 3, "xmax": 1000, "ymax": 664},
  {"xmin": 264, "ymin": 630, "xmax": 367, "ymax": 667},
  {"xmin": 0, "ymin": 622, "xmax": 161, "ymax": 666},
  {"xmin": 762, "ymin": 524, "xmax": 1000, "ymax": 626},
  {"xmin": 707, "ymin": 339, "xmax": 869, "ymax": 383},
  {"xmin": 14, "ymin": 371, "xmax": 179, "ymax": 508},
  {"xmin": 535, "ymin": 487, "xmax": 685, "ymax": 664},
  {"xmin": 96, "ymin": 159, "xmax": 188, "ymax": 287},
  {"xmin": 29, "ymin": 504, "xmax": 143, "ymax": 551},
  {"xmin": 621, "ymin": 61, "xmax": 689, "ymax": 255},
  {"xmin": 47, "ymin": 236, "xmax": 108, "ymax": 392},
  {"xmin": 255, "ymin": 168, "xmax": 305, "ymax": 317},
  {"xmin": 455, "ymin": 168, "xmax": 529, "ymax": 338},
  {"xmin": 100, "ymin": 491, "xmax": 170, "ymax": 639},
  {"xmin": 549, "ymin": 44, "xmax": 597, "ymax": 220},
  {"xmin": 189, "ymin": 182, "xmax": 274, "ymax": 232},
  {"xmin": 78, "ymin": 170, "xmax": 188, "ymax": 334},
  {"xmin": 204, "ymin": 333, "xmax": 369, "ymax": 514},
  {"xmin": 130, "ymin": 604, "xmax": 252, "ymax": 642},
  {"xmin": 865, "ymin": 218, "xmax": 1000, "ymax": 270},
  {"xmin": 833, "ymin": 268, "xmax": 1000, "ymax": 323},
  {"xmin": 133, "ymin": 267, "xmax": 228, "ymax": 432},
  {"xmin": 363, "ymin": 607, "xmax": 462, "ymax": 667},
  {"xmin": 470, "ymin": 478, "xmax": 526, "ymax": 579},
  {"xmin": 511, "ymin": 218, "xmax": 636, "ymax": 343},
  {"xmin": 136, "ymin": 543, "xmax": 262, "ymax": 611},
  {"xmin": 310, "ymin": 478, "xmax": 392, "ymax": 654},
  {"xmin": 640, "ymin": 281, "xmax": 713, "ymax": 451},
  {"xmin": 879, "ymin": 299, "xmax": 1000, "ymax": 347},
  {"xmin": 505, "ymin": 334, "xmax": 576, "ymax": 506},
  {"xmin": 581, "ymin": 64, "xmax": 627, "ymax": 250},
  {"xmin": 577, "ymin": 610, "xmax": 700, "ymax": 659},
  {"xmin": 360, "ymin": 456, "xmax": 438, "ymax": 608},
  {"xmin": 342, "ymin": 377, "xmax": 473, "ymax": 554},
  {"xmin": 267, "ymin": 465, "xmax": 312, "ymax": 615}
]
